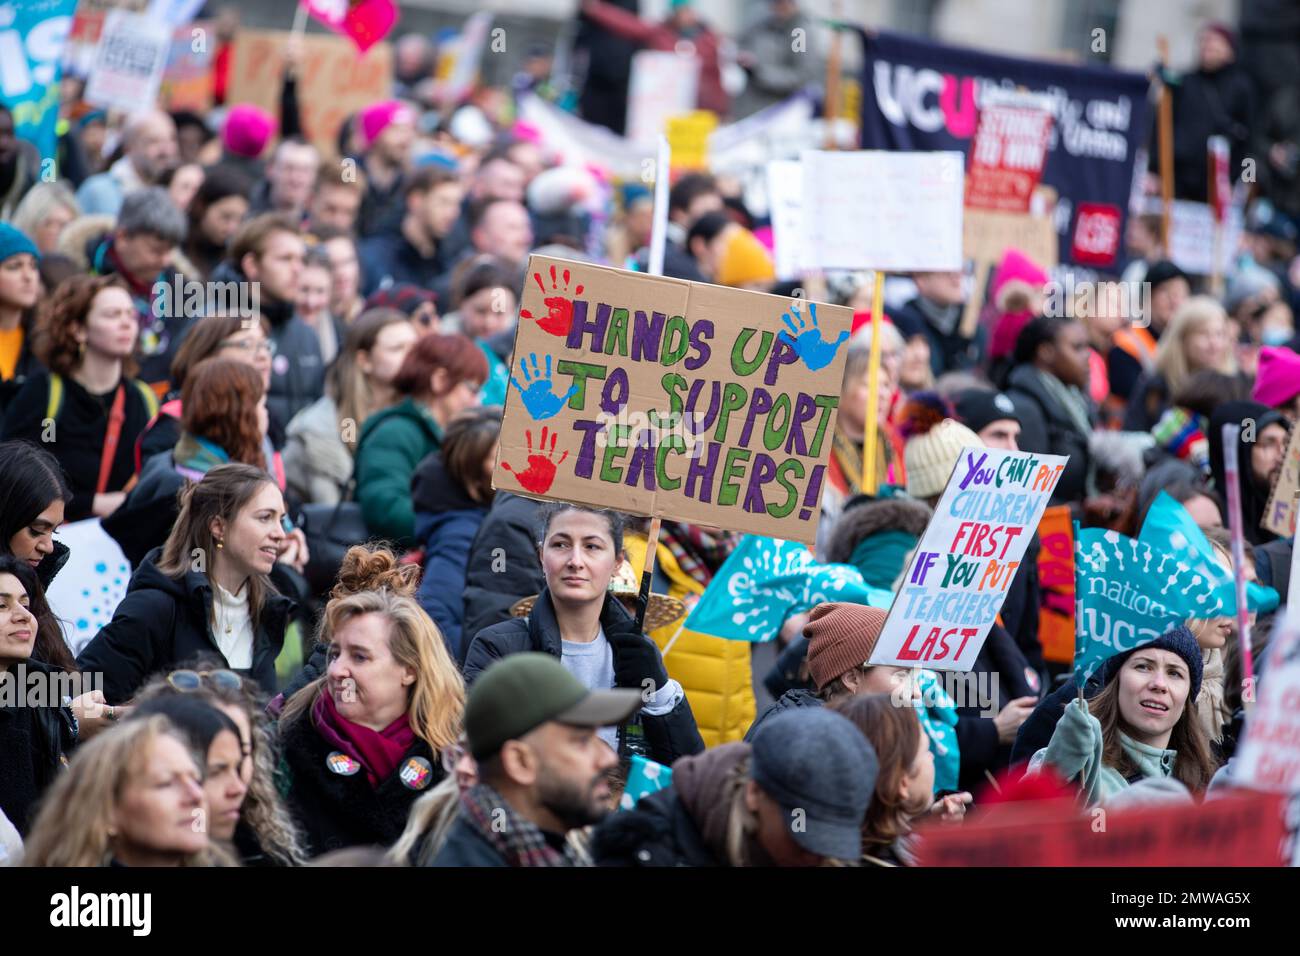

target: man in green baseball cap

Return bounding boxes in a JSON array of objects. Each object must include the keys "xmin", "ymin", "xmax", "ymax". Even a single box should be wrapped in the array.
[{"xmin": 430, "ymin": 653, "xmax": 640, "ymax": 867}]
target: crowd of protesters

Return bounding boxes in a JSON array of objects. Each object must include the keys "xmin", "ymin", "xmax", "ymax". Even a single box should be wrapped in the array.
[{"xmin": 1, "ymin": 3, "xmax": 1299, "ymax": 868}]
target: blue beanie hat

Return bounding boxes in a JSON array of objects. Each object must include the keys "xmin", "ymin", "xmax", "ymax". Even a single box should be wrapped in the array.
[
  {"xmin": 0, "ymin": 223, "xmax": 39, "ymax": 265},
  {"xmin": 1100, "ymin": 624, "xmax": 1203, "ymax": 701}
]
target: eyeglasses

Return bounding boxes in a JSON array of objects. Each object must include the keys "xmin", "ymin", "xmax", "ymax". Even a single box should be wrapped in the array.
[
  {"xmin": 167, "ymin": 669, "xmax": 244, "ymax": 693},
  {"xmin": 220, "ymin": 337, "xmax": 276, "ymax": 356}
]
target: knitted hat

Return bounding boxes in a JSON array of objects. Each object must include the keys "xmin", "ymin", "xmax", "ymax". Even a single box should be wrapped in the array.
[
  {"xmin": 749, "ymin": 709, "xmax": 878, "ymax": 860},
  {"xmin": 899, "ymin": 392, "xmax": 982, "ymax": 500},
  {"xmin": 0, "ymin": 223, "xmax": 39, "ymax": 264},
  {"xmin": 716, "ymin": 227, "xmax": 775, "ymax": 288},
  {"xmin": 1252, "ymin": 346, "xmax": 1300, "ymax": 409},
  {"xmin": 952, "ymin": 388, "xmax": 1020, "ymax": 433},
  {"xmin": 221, "ymin": 104, "xmax": 276, "ymax": 159},
  {"xmin": 1225, "ymin": 265, "xmax": 1281, "ymax": 315},
  {"xmin": 363, "ymin": 283, "xmax": 437, "ymax": 316},
  {"xmin": 1099, "ymin": 624, "xmax": 1204, "ymax": 702},
  {"xmin": 804, "ymin": 602, "xmax": 889, "ymax": 691},
  {"xmin": 359, "ymin": 100, "xmax": 416, "ymax": 149},
  {"xmin": 1143, "ymin": 260, "xmax": 1189, "ymax": 295}
]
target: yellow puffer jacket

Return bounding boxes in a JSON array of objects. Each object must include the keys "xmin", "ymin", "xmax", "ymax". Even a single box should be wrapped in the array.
[{"xmin": 624, "ymin": 532, "xmax": 756, "ymax": 747}]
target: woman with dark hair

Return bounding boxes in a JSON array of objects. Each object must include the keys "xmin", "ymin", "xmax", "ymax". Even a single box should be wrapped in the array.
[
  {"xmin": 353, "ymin": 332, "xmax": 487, "ymax": 546},
  {"xmin": 180, "ymin": 164, "xmax": 251, "ymax": 280},
  {"xmin": 77, "ymin": 463, "xmax": 296, "ymax": 702},
  {"xmin": 135, "ymin": 312, "xmax": 276, "ymax": 469},
  {"xmin": 1209, "ymin": 400, "xmax": 1290, "ymax": 546},
  {"xmin": 463, "ymin": 503, "xmax": 705, "ymax": 766},
  {"xmin": 442, "ymin": 255, "xmax": 516, "ymax": 405},
  {"xmin": 412, "ymin": 406, "xmax": 501, "ymax": 657},
  {"xmin": 0, "ymin": 555, "xmax": 78, "ymax": 836},
  {"xmin": 0, "ymin": 440, "xmax": 73, "ymax": 595},
  {"xmin": 1003, "ymin": 315, "xmax": 1095, "ymax": 506},
  {"xmin": 106, "ymin": 358, "xmax": 307, "ymax": 569},
  {"xmin": 133, "ymin": 663, "xmax": 308, "ymax": 865},
  {"xmin": 283, "ymin": 307, "xmax": 418, "ymax": 505},
  {"xmin": 1026, "ymin": 628, "xmax": 1217, "ymax": 806},
  {"xmin": 1, "ymin": 274, "xmax": 159, "ymax": 520}
]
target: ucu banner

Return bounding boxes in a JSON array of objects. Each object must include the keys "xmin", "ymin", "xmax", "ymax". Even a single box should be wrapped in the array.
[{"xmin": 859, "ymin": 30, "xmax": 1151, "ymax": 270}]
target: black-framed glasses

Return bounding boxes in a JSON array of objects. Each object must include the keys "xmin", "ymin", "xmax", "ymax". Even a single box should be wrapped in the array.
[{"xmin": 167, "ymin": 669, "xmax": 244, "ymax": 693}]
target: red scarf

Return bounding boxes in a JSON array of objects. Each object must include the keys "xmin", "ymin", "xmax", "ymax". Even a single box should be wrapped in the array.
[{"xmin": 312, "ymin": 689, "xmax": 415, "ymax": 789}]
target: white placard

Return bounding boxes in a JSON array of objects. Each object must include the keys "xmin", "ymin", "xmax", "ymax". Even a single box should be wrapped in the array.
[
  {"xmin": 43, "ymin": 519, "xmax": 134, "ymax": 657},
  {"xmin": 84, "ymin": 10, "xmax": 170, "ymax": 114},
  {"xmin": 767, "ymin": 159, "xmax": 805, "ymax": 281},
  {"xmin": 869, "ymin": 446, "xmax": 1067, "ymax": 671},
  {"xmin": 1164, "ymin": 199, "xmax": 1244, "ymax": 277},
  {"xmin": 1236, "ymin": 625, "xmax": 1300, "ymax": 793},
  {"xmin": 800, "ymin": 150, "xmax": 965, "ymax": 271},
  {"xmin": 626, "ymin": 50, "xmax": 698, "ymax": 147}
]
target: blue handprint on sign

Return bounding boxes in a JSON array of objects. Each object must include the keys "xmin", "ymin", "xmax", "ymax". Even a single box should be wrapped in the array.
[
  {"xmin": 777, "ymin": 301, "xmax": 849, "ymax": 371},
  {"xmin": 510, "ymin": 353, "xmax": 577, "ymax": 421}
]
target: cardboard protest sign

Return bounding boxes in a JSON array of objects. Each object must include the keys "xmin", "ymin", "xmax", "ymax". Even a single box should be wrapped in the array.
[
  {"xmin": 492, "ymin": 256, "xmax": 853, "ymax": 545},
  {"xmin": 1036, "ymin": 504, "xmax": 1075, "ymax": 666},
  {"xmin": 965, "ymin": 90, "xmax": 1054, "ymax": 213},
  {"xmin": 227, "ymin": 30, "xmax": 392, "ymax": 158},
  {"xmin": 869, "ymin": 447, "xmax": 1066, "ymax": 671},
  {"xmin": 1262, "ymin": 420, "xmax": 1300, "ymax": 538},
  {"xmin": 959, "ymin": 204, "xmax": 1059, "ymax": 337},
  {"xmin": 83, "ymin": 9, "xmax": 170, "ymax": 113},
  {"xmin": 1162, "ymin": 199, "xmax": 1244, "ymax": 277},
  {"xmin": 626, "ymin": 50, "xmax": 698, "ymax": 147},
  {"xmin": 0, "ymin": 0, "xmax": 78, "ymax": 162},
  {"xmin": 915, "ymin": 790, "xmax": 1285, "ymax": 867},
  {"xmin": 799, "ymin": 149, "xmax": 964, "ymax": 271}
]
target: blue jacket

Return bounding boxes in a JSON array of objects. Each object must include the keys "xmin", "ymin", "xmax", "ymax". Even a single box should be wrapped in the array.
[{"xmin": 411, "ymin": 450, "xmax": 487, "ymax": 658}]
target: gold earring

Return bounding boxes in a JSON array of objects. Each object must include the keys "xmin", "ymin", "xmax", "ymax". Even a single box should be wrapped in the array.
[{"xmin": 215, "ymin": 540, "xmax": 224, "ymax": 549}]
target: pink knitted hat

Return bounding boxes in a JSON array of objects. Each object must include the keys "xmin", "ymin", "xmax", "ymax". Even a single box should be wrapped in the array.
[
  {"xmin": 359, "ymin": 100, "xmax": 415, "ymax": 149},
  {"xmin": 221, "ymin": 105, "xmax": 276, "ymax": 158},
  {"xmin": 1252, "ymin": 345, "xmax": 1300, "ymax": 409}
]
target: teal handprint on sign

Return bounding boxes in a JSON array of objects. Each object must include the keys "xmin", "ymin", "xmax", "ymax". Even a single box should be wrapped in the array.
[
  {"xmin": 510, "ymin": 352, "xmax": 578, "ymax": 421},
  {"xmin": 777, "ymin": 301, "xmax": 849, "ymax": 371}
]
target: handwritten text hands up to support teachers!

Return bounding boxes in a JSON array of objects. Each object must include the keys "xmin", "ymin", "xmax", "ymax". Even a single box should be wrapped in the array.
[{"xmin": 495, "ymin": 256, "xmax": 856, "ymax": 544}]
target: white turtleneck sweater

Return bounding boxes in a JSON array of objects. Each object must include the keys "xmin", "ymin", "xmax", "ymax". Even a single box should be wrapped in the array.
[{"xmin": 212, "ymin": 582, "xmax": 254, "ymax": 669}]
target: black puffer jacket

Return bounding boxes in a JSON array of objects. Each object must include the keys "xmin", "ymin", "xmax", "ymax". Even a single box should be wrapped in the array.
[
  {"xmin": 464, "ymin": 589, "xmax": 705, "ymax": 766},
  {"xmin": 0, "ymin": 658, "xmax": 76, "ymax": 835},
  {"xmin": 1004, "ymin": 363, "xmax": 1093, "ymax": 505},
  {"xmin": 460, "ymin": 493, "xmax": 545, "ymax": 651},
  {"xmin": 744, "ymin": 687, "xmax": 822, "ymax": 741},
  {"xmin": 76, "ymin": 548, "xmax": 294, "ymax": 703},
  {"xmin": 276, "ymin": 708, "xmax": 444, "ymax": 857}
]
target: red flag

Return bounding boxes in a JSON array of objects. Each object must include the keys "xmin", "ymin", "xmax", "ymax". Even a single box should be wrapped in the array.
[{"xmin": 303, "ymin": 0, "xmax": 396, "ymax": 54}]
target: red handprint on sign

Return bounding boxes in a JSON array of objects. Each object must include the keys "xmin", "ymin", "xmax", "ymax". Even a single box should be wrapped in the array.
[
  {"xmin": 520, "ymin": 265, "xmax": 585, "ymax": 337},
  {"xmin": 501, "ymin": 426, "xmax": 569, "ymax": 495}
]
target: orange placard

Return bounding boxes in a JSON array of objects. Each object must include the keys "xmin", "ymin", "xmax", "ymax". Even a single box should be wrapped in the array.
[{"xmin": 1037, "ymin": 504, "xmax": 1075, "ymax": 665}]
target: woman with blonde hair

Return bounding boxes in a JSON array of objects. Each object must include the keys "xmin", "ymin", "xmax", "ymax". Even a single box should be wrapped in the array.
[
  {"xmin": 1125, "ymin": 296, "xmax": 1237, "ymax": 431},
  {"xmin": 10, "ymin": 182, "xmax": 79, "ymax": 257},
  {"xmin": 277, "ymin": 544, "xmax": 466, "ymax": 857},
  {"xmin": 21, "ymin": 715, "xmax": 220, "ymax": 867}
]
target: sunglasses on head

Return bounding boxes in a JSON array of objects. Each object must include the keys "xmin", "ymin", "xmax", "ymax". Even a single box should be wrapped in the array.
[{"xmin": 167, "ymin": 669, "xmax": 244, "ymax": 693}]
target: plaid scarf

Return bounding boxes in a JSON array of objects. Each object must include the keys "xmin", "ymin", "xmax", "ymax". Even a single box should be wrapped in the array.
[
  {"xmin": 659, "ymin": 522, "xmax": 738, "ymax": 585},
  {"xmin": 460, "ymin": 783, "xmax": 578, "ymax": 867}
]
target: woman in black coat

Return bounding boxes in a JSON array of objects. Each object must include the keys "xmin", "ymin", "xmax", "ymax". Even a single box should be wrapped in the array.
[
  {"xmin": 76, "ymin": 463, "xmax": 295, "ymax": 703},
  {"xmin": 463, "ymin": 503, "xmax": 705, "ymax": 767},
  {"xmin": 276, "ymin": 546, "xmax": 465, "ymax": 857},
  {"xmin": 0, "ymin": 556, "xmax": 76, "ymax": 835}
]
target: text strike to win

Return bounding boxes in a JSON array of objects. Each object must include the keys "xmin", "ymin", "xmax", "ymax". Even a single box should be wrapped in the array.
[{"xmin": 548, "ymin": 302, "xmax": 844, "ymax": 521}]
